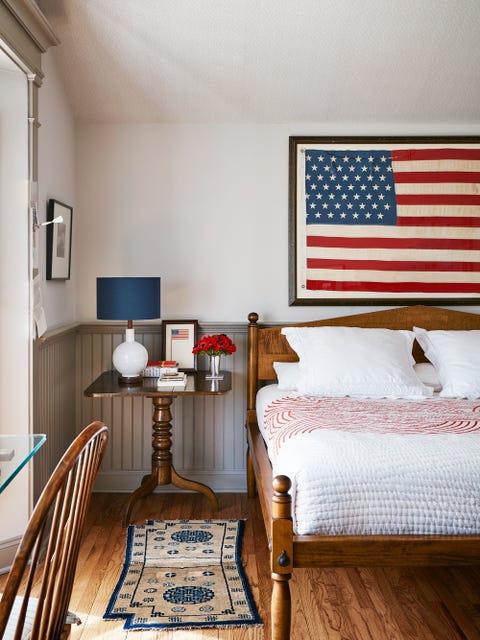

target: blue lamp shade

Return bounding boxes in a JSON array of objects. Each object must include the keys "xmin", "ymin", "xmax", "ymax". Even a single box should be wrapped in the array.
[
  {"xmin": 97, "ymin": 277, "xmax": 160, "ymax": 320},
  {"xmin": 96, "ymin": 277, "xmax": 161, "ymax": 384}
]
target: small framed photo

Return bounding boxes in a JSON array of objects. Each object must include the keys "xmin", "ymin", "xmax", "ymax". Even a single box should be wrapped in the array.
[
  {"xmin": 161, "ymin": 320, "xmax": 198, "ymax": 372},
  {"xmin": 46, "ymin": 199, "xmax": 73, "ymax": 280}
]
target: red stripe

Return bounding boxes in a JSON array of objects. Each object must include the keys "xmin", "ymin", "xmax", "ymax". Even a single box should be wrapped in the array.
[
  {"xmin": 395, "ymin": 194, "xmax": 480, "ymax": 205},
  {"xmin": 393, "ymin": 171, "xmax": 480, "ymax": 183},
  {"xmin": 396, "ymin": 216, "xmax": 480, "ymax": 227},
  {"xmin": 306, "ymin": 279, "xmax": 480, "ymax": 294},
  {"xmin": 391, "ymin": 148, "xmax": 480, "ymax": 162},
  {"xmin": 307, "ymin": 235, "xmax": 480, "ymax": 251},
  {"xmin": 306, "ymin": 258, "xmax": 480, "ymax": 272}
]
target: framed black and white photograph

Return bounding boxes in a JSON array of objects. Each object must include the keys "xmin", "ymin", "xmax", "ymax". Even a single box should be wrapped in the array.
[
  {"xmin": 161, "ymin": 320, "xmax": 198, "ymax": 372},
  {"xmin": 289, "ymin": 135, "xmax": 480, "ymax": 306},
  {"xmin": 46, "ymin": 199, "xmax": 73, "ymax": 280}
]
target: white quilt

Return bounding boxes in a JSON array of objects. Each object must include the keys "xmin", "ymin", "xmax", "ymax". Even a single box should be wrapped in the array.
[{"xmin": 256, "ymin": 385, "xmax": 480, "ymax": 535}]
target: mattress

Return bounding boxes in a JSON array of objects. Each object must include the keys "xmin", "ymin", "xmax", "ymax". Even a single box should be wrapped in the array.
[{"xmin": 256, "ymin": 385, "xmax": 480, "ymax": 535}]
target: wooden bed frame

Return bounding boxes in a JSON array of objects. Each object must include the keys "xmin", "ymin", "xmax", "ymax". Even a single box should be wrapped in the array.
[{"xmin": 245, "ymin": 305, "xmax": 480, "ymax": 640}]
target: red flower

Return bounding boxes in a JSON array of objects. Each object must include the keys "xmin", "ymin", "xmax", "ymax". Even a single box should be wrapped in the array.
[{"xmin": 192, "ymin": 333, "xmax": 236, "ymax": 356}]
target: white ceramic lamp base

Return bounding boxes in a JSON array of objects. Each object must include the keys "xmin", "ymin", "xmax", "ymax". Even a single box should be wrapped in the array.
[{"xmin": 113, "ymin": 328, "xmax": 148, "ymax": 385}]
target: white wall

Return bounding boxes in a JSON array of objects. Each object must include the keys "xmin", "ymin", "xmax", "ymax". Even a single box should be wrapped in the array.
[
  {"xmin": 76, "ymin": 122, "xmax": 480, "ymax": 325},
  {"xmin": 38, "ymin": 50, "xmax": 76, "ymax": 330},
  {"xmin": 0, "ymin": 62, "xmax": 30, "ymax": 540},
  {"xmin": 0, "ymin": 47, "xmax": 76, "ymax": 547}
]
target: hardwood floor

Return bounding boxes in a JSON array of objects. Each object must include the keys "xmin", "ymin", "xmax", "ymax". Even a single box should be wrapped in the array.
[{"xmin": 5, "ymin": 492, "xmax": 480, "ymax": 639}]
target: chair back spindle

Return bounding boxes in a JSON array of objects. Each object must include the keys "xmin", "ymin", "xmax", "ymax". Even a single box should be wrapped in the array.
[{"xmin": 0, "ymin": 421, "xmax": 108, "ymax": 640}]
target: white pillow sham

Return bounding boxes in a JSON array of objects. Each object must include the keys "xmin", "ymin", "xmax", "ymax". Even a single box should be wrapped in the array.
[
  {"xmin": 281, "ymin": 326, "xmax": 432, "ymax": 399},
  {"xmin": 413, "ymin": 362, "xmax": 442, "ymax": 392},
  {"xmin": 274, "ymin": 361, "xmax": 441, "ymax": 393},
  {"xmin": 273, "ymin": 361, "xmax": 300, "ymax": 390},
  {"xmin": 414, "ymin": 327, "xmax": 480, "ymax": 398}
]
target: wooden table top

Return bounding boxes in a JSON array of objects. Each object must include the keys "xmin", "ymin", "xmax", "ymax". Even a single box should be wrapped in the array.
[{"xmin": 84, "ymin": 370, "xmax": 232, "ymax": 398}]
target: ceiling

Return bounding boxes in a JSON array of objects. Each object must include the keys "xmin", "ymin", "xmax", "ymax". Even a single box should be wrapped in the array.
[{"xmin": 36, "ymin": 0, "xmax": 480, "ymax": 125}]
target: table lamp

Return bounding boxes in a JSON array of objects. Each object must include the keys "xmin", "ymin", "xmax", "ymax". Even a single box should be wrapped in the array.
[{"xmin": 97, "ymin": 277, "xmax": 161, "ymax": 384}]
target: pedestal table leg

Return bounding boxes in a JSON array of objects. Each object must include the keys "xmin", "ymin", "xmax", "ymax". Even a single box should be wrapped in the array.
[
  {"xmin": 123, "ymin": 395, "xmax": 218, "ymax": 526},
  {"xmin": 123, "ymin": 396, "xmax": 174, "ymax": 526}
]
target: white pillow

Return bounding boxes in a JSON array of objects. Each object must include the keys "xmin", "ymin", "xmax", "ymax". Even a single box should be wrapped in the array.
[
  {"xmin": 413, "ymin": 362, "xmax": 442, "ymax": 392},
  {"xmin": 271, "ymin": 360, "xmax": 437, "ymax": 393},
  {"xmin": 281, "ymin": 326, "xmax": 432, "ymax": 399},
  {"xmin": 414, "ymin": 327, "xmax": 480, "ymax": 398},
  {"xmin": 273, "ymin": 361, "xmax": 300, "ymax": 390}
]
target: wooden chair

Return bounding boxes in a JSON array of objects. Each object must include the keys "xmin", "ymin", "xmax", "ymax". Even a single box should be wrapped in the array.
[{"xmin": 0, "ymin": 421, "xmax": 108, "ymax": 640}]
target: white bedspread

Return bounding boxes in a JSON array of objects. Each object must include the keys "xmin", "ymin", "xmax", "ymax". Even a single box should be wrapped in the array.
[{"xmin": 256, "ymin": 385, "xmax": 480, "ymax": 535}]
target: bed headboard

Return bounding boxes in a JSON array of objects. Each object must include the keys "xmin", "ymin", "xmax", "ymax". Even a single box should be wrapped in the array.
[{"xmin": 246, "ymin": 305, "xmax": 480, "ymax": 413}]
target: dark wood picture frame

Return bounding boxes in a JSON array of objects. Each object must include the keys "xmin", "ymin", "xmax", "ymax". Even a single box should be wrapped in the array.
[
  {"xmin": 289, "ymin": 135, "xmax": 480, "ymax": 306},
  {"xmin": 161, "ymin": 320, "xmax": 199, "ymax": 372},
  {"xmin": 46, "ymin": 199, "xmax": 73, "ymax": 280}
]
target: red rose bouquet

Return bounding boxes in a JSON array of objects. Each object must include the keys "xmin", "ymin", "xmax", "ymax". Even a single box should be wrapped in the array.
[{"xmin": 192, "ymin": 333, "xmax": 236, "ymax": 356}]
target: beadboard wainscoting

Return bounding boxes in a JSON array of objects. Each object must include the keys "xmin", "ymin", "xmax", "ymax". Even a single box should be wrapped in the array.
[
  {"xmin": 33, "ymin": 326, "xmax": 78, "ymax": 502},
  {"xmin": 33, "ymin": 323, "xmax": 248, "ymax": 496},
  {"xmin": 65, "ymin": 322, "xmax": 247, "ymax": 494}
]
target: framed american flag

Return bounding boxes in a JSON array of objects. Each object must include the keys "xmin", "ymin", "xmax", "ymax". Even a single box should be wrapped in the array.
[
  {"xmin": 161, "ymin": 319, "xmax": 198, "ymax": 371},
  {"xmin": 289, "ymin": 136, "xmax": 480, "ymax": 306}
]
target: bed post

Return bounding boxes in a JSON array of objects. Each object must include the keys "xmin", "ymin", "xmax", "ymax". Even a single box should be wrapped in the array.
[
  {"xmin": 247, "ymin": 312, "xmax": 259, "ymax": 414},
  {"xmin": 246, "ymin": 312, "xmax": 259, "ymax": 498},
  {"xmin": 271, "ymin": 475, "xmax": 293, "ymax": 640}
]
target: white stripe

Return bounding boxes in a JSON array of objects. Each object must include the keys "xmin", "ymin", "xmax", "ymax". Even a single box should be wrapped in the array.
[
  {"xmin": 393, "ymin": 159, "xmax": 480, "ymax": 171},
  {"xmin": 306, "ymin": 224, "xmax": 480, "ymax": 239},
  {"xmin": 307, "ymin": 247, "xmax": 478, "ymax": 262},
  {"xmin": 397, "ymin": 205, "xmax": 480, "ymax": 217},
  {"xmin": 298, "ymin": 288, "xmax": 473, "ymax": 300},
  {"xmin": 306, "ymin": 269, "xmax": 480, "ymax": 284},
  {"xmin": 395, "ymin": 183, "xmax": 480, "ymax": 195}
]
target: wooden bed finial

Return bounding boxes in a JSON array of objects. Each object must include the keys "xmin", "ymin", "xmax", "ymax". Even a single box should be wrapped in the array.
[
  {"xmin": 273, "ymin": 475, "xmax": 291, "ymax": 496},
  {"xmin": 248, "ymin": 312, "xmax": 259, "ymax": 325}
]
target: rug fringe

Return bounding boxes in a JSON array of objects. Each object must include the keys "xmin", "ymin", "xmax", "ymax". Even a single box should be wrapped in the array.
[{"xmin": 104, "ymin": 621, "xmax": 264, "ymax": 630}]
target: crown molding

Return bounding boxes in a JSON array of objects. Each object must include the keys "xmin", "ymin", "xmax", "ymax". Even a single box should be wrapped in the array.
[{"xmin": 0, "ymin": 0, "xmax": 58, "ymax": 80}]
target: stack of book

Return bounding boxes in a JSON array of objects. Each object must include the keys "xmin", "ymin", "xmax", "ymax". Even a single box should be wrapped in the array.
[
  {"xmin": 143, "ymin": 360, "xmax": 178, "ymax": 377},
  {"xmin": 157, "ymin": 371, "xmax": 188, "ymax": 388}
]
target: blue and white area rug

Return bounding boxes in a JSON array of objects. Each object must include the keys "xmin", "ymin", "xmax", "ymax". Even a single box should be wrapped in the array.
[{"xmin": 104, "ymin": 519, "xmax": 262, "ymax": 630}]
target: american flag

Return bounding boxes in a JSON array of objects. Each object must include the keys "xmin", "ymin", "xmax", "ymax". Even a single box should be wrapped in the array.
[
  {"xmin": 302, "ymin": 147, "xmax": 480, "ymax": 297},
  {"xmin": 171, "ymin": 328, "xmax": 189, "ymax": 340}
]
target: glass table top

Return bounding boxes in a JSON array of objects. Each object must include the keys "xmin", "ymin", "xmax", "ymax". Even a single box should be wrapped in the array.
[{"xmin": 0, "ymin": 434, "xmax": 46, "ymax": 493}]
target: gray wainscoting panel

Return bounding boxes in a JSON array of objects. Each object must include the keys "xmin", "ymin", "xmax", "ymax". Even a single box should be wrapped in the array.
[
  {"xmin": 75, "ymin": 323, "xmax": 248, "ymax": 493},
  {"xmin": 33, "ymin": 327, "xmax": 77, "ymax": 502}
]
